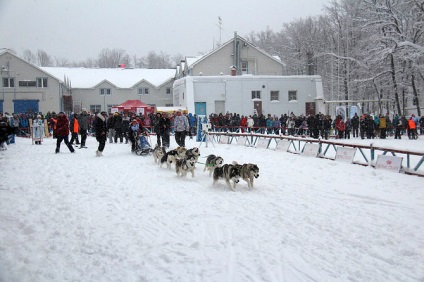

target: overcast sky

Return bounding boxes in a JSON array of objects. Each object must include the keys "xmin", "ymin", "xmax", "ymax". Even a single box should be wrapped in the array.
[{"xmin": 0, "ymin": 0, "xmax": 329, "ymax": 62}]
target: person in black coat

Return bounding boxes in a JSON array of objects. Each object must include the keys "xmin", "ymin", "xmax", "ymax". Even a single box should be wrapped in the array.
[
  {"xmin": 156, "ymin": 112, "xmax": 171, "ymax": 148},
  {"xmin": 351, "ymin": 113, "xmax": 359, "ymax": 137},
  {"xmin": 113, "ymin": 112, "xmax": 124, "ymax": 143},
  {"xmin": 122, "ymin": 113, "xmax": 130, "ymax": 144},
  {"xmin": 0, "ymin": 117, "xmax": 17, "ymax": 149},
  {"xmin": 94, "ymin": 111, "xmax": 107, "ymax": 156}
]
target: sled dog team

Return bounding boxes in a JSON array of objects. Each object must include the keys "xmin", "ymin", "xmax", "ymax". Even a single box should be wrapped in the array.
[{"xmin": 153, "ymin": 145, "xmax": 260, "ymax": 191}]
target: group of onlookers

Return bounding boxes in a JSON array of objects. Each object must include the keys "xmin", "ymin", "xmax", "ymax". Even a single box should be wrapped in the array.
[
  {"xmin": 0, "ymin": 110, "xmax": 423, "ymax": 152},
  {"xmin": 207, "ymin": 112, "xmax": 424, "ymax": 140}
]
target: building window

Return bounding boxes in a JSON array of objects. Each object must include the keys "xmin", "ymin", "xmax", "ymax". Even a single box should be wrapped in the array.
[
  {"xmin": 138, "ymin": 88, "xmax": 149, "ymax": 95},
  {"xmin": 36, "ymin": 77, "xmax": 48, "ymax": 88},
  {"xmin": 2, "ymin": 77, "xmax": 15, "ymax": 88},
  {"xmin": 288, "ymin": 90, "xmax": 297, "ymax": 101},
  {"xmin": 241, "ymin": 61, "xmax": 248, "ymax": 74},
  {"xmin": 166, "ymin": 88, "xmax": 171, "ymax": 94},
  {"xmin": 100, "ymin": 88, "xmax": 111, "ymax": 95},
  {"xmin": 107, "ymin": 104, "xmax": 117, "ymax": 113},
  {"xmin": 270, "ymin": 91, "xmax": 279, "ymax": 101},
  {"xmin": 90, "ymin": 105, "xmax": 101, "ymax": 113},
  {"xmin": 19, "ymin": 80, "xmax": 36, "ymax": 87},
  {"xmin": 251, "ymin": 91, "xmax": 261, "ymax": 99}
]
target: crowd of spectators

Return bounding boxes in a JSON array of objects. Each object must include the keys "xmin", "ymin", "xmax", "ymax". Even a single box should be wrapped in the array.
[
  {"xmin": 206, "ymin": 112, "xmax": 423, "ymax": 140},
  {"xmin": 0, "ymin": 109, "xmax": 423, "ymax": 148}
]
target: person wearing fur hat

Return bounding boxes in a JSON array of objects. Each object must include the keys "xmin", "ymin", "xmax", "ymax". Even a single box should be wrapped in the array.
[
  {"xmin": 55, "ymin": 112, "xmax": 75, "ymax": 154},
  {"xmin": 94, "ymin": 111, "xmax": 108, "ymax": 156}
]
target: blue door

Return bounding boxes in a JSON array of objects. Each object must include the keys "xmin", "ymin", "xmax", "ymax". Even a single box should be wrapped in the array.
[
  {"xmin": 14, "ymin": 100, "xmax": 39, "ymax": 114},
  {"xmin": 0, "ymin": 100, "xmax": 3, "ymax": 114},
  {"xmin": 195, "ymin": 102, "xmax": 206, "ymax": 116}
]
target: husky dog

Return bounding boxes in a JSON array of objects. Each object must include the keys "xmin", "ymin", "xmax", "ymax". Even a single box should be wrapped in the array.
[
  {"xmin": 160, "ymin": 149, "xmax": 179, "ymax": 169},
  {"xmin": 176, "ymin": 156, "xmax": 196, "ymax": 177},
  {"xmin": 153, "ymin": 145, "xmax": 166, "ymax": 164},
  {"xmin": 204, "ymin": 154, "xmax": 224, "ymax": 176},
  {"xmin": 239, "ymin": 163, "xmax": 260, "ymax": 189},
  {"xmin": 185, "ymin": 147, "xmax": 200, "ymax": 162},
  {"xmin": 175, "ymin": 146, "xmax": 187, "ymax": 158},
  {"xmin": 213, "ymin": 163, "xmax": 242, "ymax": 191},
  {"xmin": 160, "ymin": 147, "xmax": 187, "ymax": 169}
]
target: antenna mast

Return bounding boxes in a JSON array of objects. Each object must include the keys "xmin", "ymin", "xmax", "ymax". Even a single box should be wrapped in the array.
[{"xmin": 217, "ymin": 17, "xmax": 222, "ymax": 45}]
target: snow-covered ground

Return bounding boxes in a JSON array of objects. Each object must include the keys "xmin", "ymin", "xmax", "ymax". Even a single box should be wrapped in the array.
[{"xmin": 1, "ymin": 134, "xmax": 423, "ymax": 281}]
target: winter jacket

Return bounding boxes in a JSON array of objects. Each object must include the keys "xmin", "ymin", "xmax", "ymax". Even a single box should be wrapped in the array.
[
  {"xmin": 113, "ymin": 115, "xmax": 123, "ymax": 130},
  {"xmin": 174, "ymin": 114, "xmax": 189, "ymax": 132},
  {"xmin": 70, "ymin": 117, "xmax": 79, "ymax": 133},
  {"xmin": 95, "ymin": 113, "xmax": 107, "ymax": 139},
  {"xmin": 78, "ymin": 113, "xmax": 89, "ymax": 131},
  {"xmin": 379, "ymin": 117, "xmax": 387, "ymax": 129},
  {"xmin": 55, "ymin": 115, "xmax": 70, "ymax": 137},
  {"xmin": 408, "ymin": 119, "xmax": 416, "ymax": 130}
]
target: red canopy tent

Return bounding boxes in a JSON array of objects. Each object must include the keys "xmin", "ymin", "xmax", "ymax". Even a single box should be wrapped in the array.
[{"xmin": 111, "ymin": 100, "xmax": 155, "ymax": 115}]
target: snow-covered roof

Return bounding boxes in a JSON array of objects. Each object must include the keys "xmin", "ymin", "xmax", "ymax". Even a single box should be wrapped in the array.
[
  {"xmin": 41, "ymin": 67, "xmax": 175, "ymax": 89},
  {"xmin": 185, "ymin": 56, "xmax": 203, "ymax": 67},
  {"xmin": 188, "ymin": 35, "xmax": 285, "ymax": 69}
]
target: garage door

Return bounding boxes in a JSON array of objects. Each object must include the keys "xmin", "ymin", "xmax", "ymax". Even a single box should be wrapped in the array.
[{"xmin": 14, "ymin": 100, "xmax": 39, "ymax": 114}]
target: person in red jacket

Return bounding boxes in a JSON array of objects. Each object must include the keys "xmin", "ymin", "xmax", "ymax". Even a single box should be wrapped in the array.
[
  {"xmin": 240, "ymin": 115, "xmax": 247, "ymax": 133},
  {"xmin": 336, "ymin": 119, "xmax": 346, "ymax": 139},
  {"xmin": 55, "ymin": 112, "xmax": 75, "ymax": 154}
]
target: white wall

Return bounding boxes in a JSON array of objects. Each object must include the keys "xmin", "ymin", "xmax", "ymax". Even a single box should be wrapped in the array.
[{"xmin": 174, "ymin": 75, "xmax": 325, "ymax": 116}]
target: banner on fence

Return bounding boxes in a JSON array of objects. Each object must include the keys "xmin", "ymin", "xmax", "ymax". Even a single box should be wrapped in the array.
[
  {"xmin": 302, "ymin": 143, "xmax": 320, "ymax": 157},
  {"xmin": 276, "ymin": 140, "xmax": 290, "ymax": 152},
  {"xmin": 335, "ymin": 147, "xmax": 356, "ymax": 163},
  {"xmin": 219, "ymin": 135, "xmax": 229, "ymax": 144},
  {"xmin": 237, "ymin": 136, "xmax": 248, "ymax": 146},
  {"xmin": 375, "ymin": 155, "xmax": 403, "ymax": 173},
  {"xmin": 256, "ymin": 138, "xmax": 269, "ymax": 148}
]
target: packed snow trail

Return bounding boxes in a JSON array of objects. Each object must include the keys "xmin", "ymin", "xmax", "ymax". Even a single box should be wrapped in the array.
[{"xmin": 0, "ymin": 136, "xmax": 423, "ymax": 281}]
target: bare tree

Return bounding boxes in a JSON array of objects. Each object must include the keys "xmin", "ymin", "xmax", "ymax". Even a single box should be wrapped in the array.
[
  {"xmin": 54, "ymin": 57, "xmax": 70, "ymax": 67},
  {"xmin": 22, "ymin": 49, "xmax": 36, "ymax": 64},
  {"xmin": 141, "ymin": 51, "xmax": 173, "ymax": 69},
  {"xmin": 37, "ymin": 49, "xmax": 53, "ymax": 66},
  {"xmin": 97, "ymin": 48, "xmax": 130, "ymax": 68},
  {"xmin": 171, "ymin": 53, "xmax": 184, "ymax": 68}
]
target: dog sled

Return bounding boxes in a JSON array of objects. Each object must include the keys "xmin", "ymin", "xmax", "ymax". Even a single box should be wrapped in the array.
[{"xmin": 133, "ymin": 133, "xmax": 153, "ymax": 156}]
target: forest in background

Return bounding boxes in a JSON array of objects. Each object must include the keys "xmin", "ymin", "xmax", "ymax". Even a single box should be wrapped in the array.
[{"xmin": 6, "ymin": 0, "xmax": 423, "ymax": 116}]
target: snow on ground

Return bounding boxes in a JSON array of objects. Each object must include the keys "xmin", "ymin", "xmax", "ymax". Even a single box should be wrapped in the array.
[{"xmin": 0, "ymin": 135, "xmax": 423, "ymax": 281}]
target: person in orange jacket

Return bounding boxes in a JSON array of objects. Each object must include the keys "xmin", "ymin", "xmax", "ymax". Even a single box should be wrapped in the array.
[
  {"xmin": 408, "ymin": 117, "xmax": 417, "ymax": 139},
  {"xmin": 69, "ymin": 113, "xmax": 80, "ymax": 145}
]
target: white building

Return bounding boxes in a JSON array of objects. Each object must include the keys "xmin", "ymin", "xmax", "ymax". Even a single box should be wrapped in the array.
[
  {"xmin": 173, "ymin": 75, "xmax": 325, "ymax": 117},
  {"xmin": 174, "ymin": 33, "xmax": 325, "ymax": 117}
]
